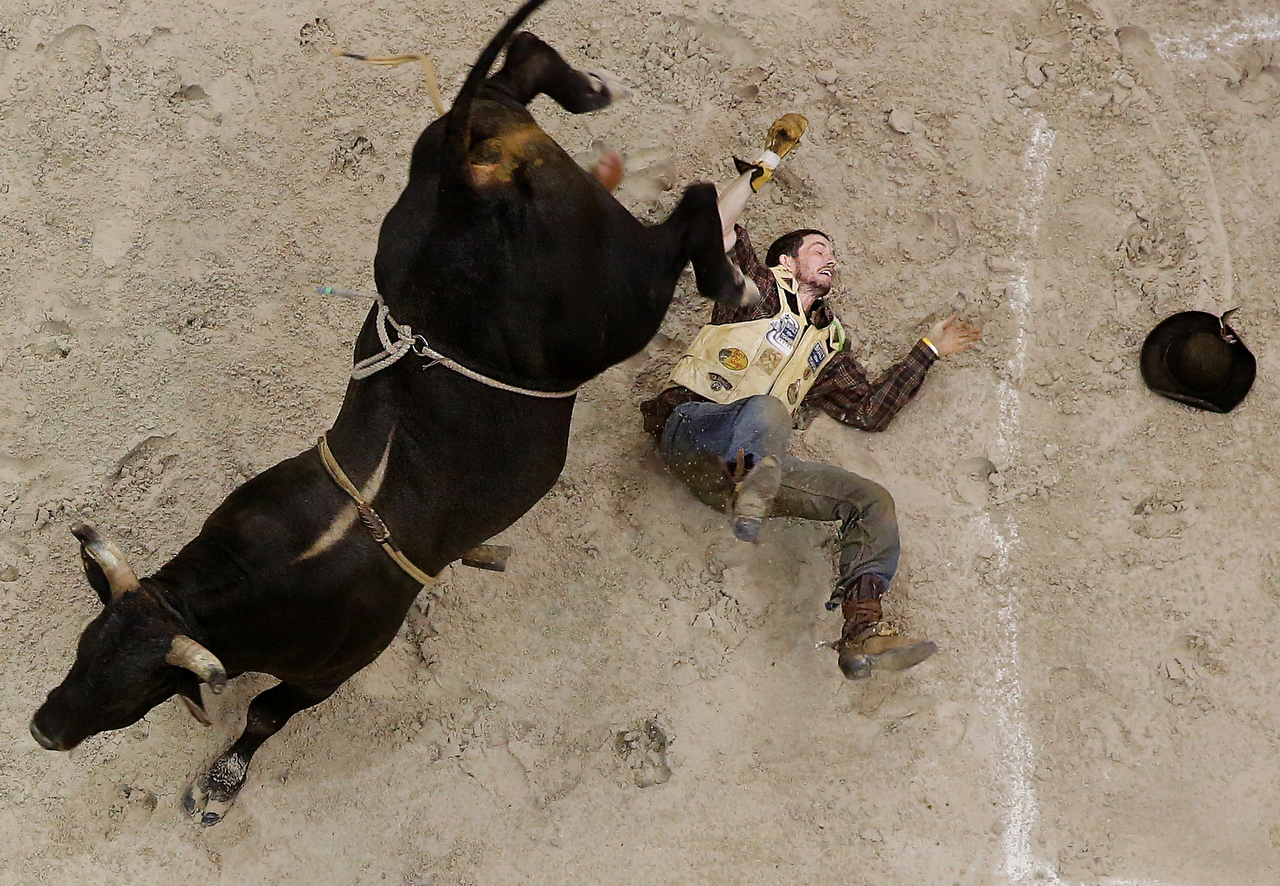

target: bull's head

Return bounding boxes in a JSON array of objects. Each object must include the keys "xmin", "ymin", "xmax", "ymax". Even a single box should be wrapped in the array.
[{"xmin": 29, "ymin": 523, "xmax": 227, "ymax": 752}]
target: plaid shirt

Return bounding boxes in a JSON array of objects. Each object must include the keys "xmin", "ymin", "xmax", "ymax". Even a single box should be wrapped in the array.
[{"xmin": 640, "ymin": 224, "xmax": 937, "ymax": 436}]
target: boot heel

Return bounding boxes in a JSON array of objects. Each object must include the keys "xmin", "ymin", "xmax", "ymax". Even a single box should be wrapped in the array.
[{"xmin": 837, "ymin": 649, "xmax": 873, "ymax": 680}]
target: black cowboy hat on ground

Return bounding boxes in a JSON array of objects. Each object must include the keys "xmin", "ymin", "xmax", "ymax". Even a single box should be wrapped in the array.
[{"xmin": 1140, "ymin": 310, "xmax": 1255, "ymax": 413}]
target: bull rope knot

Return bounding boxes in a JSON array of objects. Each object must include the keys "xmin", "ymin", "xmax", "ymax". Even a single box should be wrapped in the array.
[
  {"xmin": 317, "ymin": 286, "xmax": 581, "ymax": 398},
  {"xmin": 356, "ymin": 503, "xmax": 391, "ymax": 544}
]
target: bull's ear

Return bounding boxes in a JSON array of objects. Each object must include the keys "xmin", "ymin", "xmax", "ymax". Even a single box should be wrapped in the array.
[
  {"xmin": 79, "ymin": 543, "xmax": 113, "ymax": 606},
  {"xmin": 175, "ymin": 682, "xmax": 212, "ymax": 727}
]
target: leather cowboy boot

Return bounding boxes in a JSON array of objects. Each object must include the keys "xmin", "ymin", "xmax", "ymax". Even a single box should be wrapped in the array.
[
  {"xmin": 729, "ymin": 454, "xmax": 782, "ymax": 543},
  {"xmin": 830, "ymin": 575, "xmax": 938, "ymax": 679},
  {"xmin": 733, "ymin": 113, "xmax": 809, "ymax": 192}
]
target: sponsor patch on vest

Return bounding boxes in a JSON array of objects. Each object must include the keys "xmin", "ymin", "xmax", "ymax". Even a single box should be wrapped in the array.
[
  {"xmin": 718, "ymin": 347, "xmax": 749, "ymax": 371},
  {"xmin": 764, "ymin": 314, "xmax": 800, "ymax": 354},
  {"xmin": 708, "ymin": 372, "xmax": 734, "ymax": 392},
  {"xmin": 757, "ymin": 348, "xmax": 783, "ymax": 374},
  {"xmin": 787, "ymin": 381, "xmax": 801, "ymax": 404},
  {"xmin": 808, "ymin": 342, "xmax": 827, "ymax": 372}
]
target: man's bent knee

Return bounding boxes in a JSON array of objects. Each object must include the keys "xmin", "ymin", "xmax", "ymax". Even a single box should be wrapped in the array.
[
  {"xmin": 739, "ymin": 394, "xmax": 790, "ymax": 428},
  {"xmin": 864, "ymin": 482, "xmax": 896, "ymax": 523},
  {"xmin": 832, "ymin": 478, "xmax": 896, "ymax": 533}
]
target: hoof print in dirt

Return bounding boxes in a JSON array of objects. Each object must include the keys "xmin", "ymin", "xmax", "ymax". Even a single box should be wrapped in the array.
[
  {"xmin": 330, "ymin": 136, "xmax": 375, "ymax": 179},
  {"xmin": 24, "ymin": 320, "xmax": 75, "ymax": 361},
  {"xmin": 1156, "ymin": 633, "xmax": 1218, "ymax": 711},
  {"xmin": 951, "ymin": 456, "xmax": 996, "ymax": 507},
  {"xmin": 107, "ymin": 783, "xmax": 158, "ymax": 831},
  {"xmin": 169, "ymin": 84, "xmax": 208, "ymax": 105},
  {"xmin": 111, "ymin": 433, "xmax": 175, "ymax": 482},
  {"xmin": 299, "ymin": 18, "xmax": 336, "ymax": 52},
  {"xmin": 615, "ymin": 718, "xmax": 672, "ymax": 788}
]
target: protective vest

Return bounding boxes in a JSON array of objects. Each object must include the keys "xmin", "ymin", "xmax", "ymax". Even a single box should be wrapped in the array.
[{"xmin": 669, "ymin": 268, "xmax": 844, "ymax": 412}]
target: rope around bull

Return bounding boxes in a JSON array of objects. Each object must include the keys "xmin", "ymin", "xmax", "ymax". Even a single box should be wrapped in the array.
[{"xmin": 317, "ymin": 287, "xmax": 582, "ymax": 398}]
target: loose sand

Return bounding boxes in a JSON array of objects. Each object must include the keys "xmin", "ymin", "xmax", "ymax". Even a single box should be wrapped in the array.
[{"xmin": 2, "ymin": 1, "xmax": 1278, "ymax": 883}]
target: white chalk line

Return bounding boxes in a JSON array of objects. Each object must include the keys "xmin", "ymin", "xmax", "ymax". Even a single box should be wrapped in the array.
[
  {"xmin": 979, "ymin": 114, "xmax": 1057, "ymax": 885},
  {"xmin": 1152, "ymin": 14, "xmax": 1280, "ymax": 61},
  {"xmin": 977, "ymin": 116, "xmax": 1184, "ymax": 886}
]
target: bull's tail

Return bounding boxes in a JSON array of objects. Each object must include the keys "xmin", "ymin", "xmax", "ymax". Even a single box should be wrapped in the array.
[{"xmin": 441, "ymin": 0, "xmax": 551, "ymax": 190}]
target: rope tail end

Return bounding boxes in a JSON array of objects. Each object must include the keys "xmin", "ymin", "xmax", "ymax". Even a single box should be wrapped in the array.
[{"xmin": 332, "ymin": 48, "xmax": 445, "ymax": 116}]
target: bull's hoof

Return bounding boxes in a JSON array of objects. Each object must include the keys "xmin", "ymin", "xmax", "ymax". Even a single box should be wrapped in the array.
[
  {"xmin": 725, "ymin": 266, "xmax": 760, "ymax": 307},
  {"xmin": 584, "ymin": 67, "xmax": 630, "ymax": 105},
  {"xmin": 591, "ymin": 148, "xmax": 624, "ymax": 194},
  {"xmin": 183, "ymin": 779, "xmax": 231, "ymax": 826},
  {"xmin": 183, "ymin": 754, "xmax": 248, "ymax": 826}
]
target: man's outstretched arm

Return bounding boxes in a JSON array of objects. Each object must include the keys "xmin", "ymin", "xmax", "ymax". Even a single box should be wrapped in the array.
[
  {"xmin": 808, "ymin": 344, "xmax": 936, "ymax": 432},
  {"xmin": 808, "ymin": 316, "xmax": 981, "ymax": 430},
  {"xmin": 719, "ymin": 170, "xmax": 757, "ymax": 252},
  {"xmin": 717, "ymin": 113, "xmax": 810, "ymax": 251}
]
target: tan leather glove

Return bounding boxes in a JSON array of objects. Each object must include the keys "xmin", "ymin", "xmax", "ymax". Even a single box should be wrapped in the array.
[{"xmin": 733, "ymin": 112, "xmax": 809, "ymax": 191}]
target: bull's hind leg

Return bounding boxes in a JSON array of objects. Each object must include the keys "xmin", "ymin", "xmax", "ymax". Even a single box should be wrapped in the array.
[
  {"xmin": 486, "ymin": 31, "xmax": 627, "ymax": 112},
  {"xmin": 183, "ymin": 682, "xmax": 334, "ymax": 826},
  {"xmin": 667, "ymin": 182, "xmax": 760, "ymax": 306}
]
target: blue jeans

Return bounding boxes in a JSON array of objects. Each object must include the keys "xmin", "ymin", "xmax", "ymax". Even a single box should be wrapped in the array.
[{"xmin": 659, "ymin": 394, "xmax": 901, "ymax": 590}]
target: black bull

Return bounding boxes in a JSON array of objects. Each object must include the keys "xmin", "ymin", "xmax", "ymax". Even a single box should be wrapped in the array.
[{"xmin": 31, "ymin": 0, "xmax": 753, "ymax": 825}]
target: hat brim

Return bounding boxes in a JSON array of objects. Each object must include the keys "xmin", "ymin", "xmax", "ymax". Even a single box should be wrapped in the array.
[{"xmin": 1140, "ymin": 311, "xmax": 1256, "ymax": 413}]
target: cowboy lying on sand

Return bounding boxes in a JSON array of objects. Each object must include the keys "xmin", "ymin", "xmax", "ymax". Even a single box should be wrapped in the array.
[{"xmin": 631, "ymin": 114, "xmax": 980, "ymax": 679}]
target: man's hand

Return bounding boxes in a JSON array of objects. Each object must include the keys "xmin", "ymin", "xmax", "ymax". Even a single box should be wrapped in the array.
[
  {"xmin": 927, "ymin": 315, "xmax": 981, "ymax": 357},
  {"xmin": 734, "ymin": 113, "xmax": 809, "ymax": 192},
  {"xmin": 720, "ymin": 112, "xmax": 810, "ymax": 249}
]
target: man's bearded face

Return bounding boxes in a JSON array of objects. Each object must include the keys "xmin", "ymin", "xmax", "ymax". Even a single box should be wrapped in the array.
[{"xmin": 788, "ymin": 234, "xmax": 836, "ymax": 295}]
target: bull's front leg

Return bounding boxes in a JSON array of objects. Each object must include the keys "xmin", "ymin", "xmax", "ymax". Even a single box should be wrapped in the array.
[{"xmin": 183, "ymin": 682, "xmax": 334, "ymax": 826}]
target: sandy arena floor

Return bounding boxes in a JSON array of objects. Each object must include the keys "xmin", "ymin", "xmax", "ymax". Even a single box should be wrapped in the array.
[{"xmin": 2, "ymin": 1, "xmax": 1278, "ymax": 883}]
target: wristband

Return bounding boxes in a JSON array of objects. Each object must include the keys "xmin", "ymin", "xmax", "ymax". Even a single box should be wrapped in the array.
[
  {"xmin": 921, "ymin": 337, "xmax": 939, "ymax": 357},
  {"xmin": 757, "ymin": 150, "xmax": 781, "ymax": 170}
]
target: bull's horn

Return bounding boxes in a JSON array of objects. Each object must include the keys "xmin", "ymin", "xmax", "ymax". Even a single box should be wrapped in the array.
[
  {"xmin": 70, "ymin": 521, "xmax": 141, "ymax": 600},
  {"xmin": 166, "ymin": 636, "xmax": 228, "ymax": 694}
]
